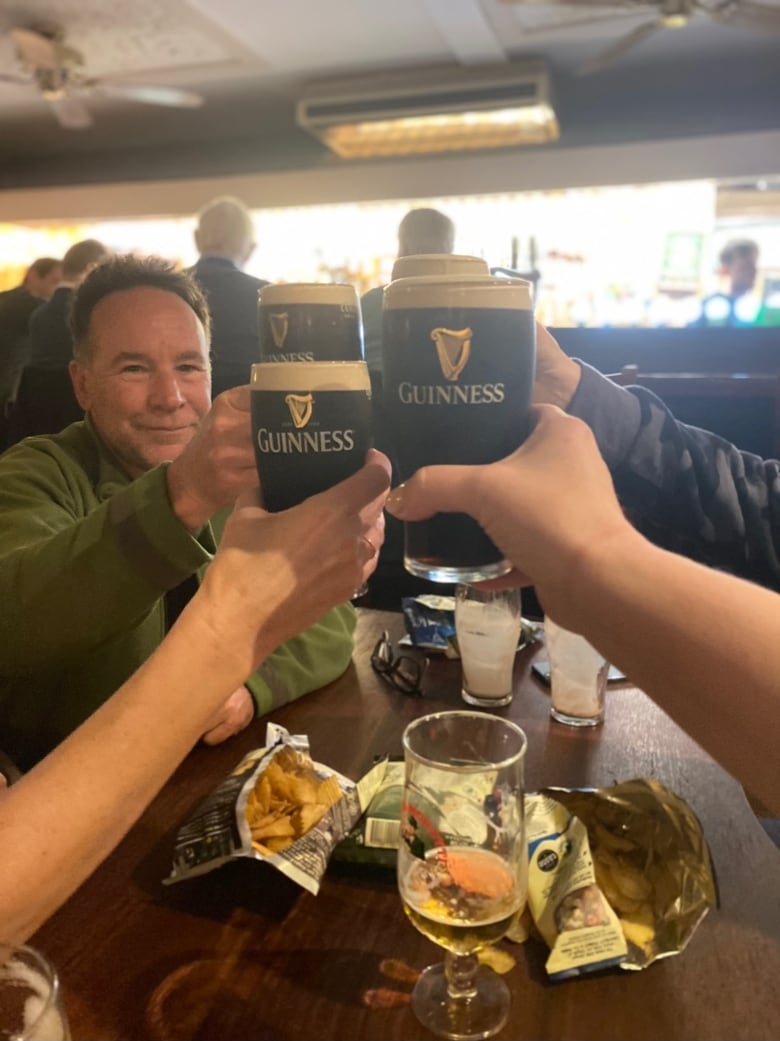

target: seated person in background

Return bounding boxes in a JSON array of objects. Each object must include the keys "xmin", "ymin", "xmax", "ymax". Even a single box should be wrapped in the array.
[
  {"xmin": 0, "ymin": 257, "xmax": 62, "ymax": 413},
  {"xmin": 1, "ymin": 453, "xmax": 389, "ymax": 944},
  {"xmin": 189, "ymin": 195, "xmax": 270, "ymax": 396},
  {"xmin": 28, "ymin": 238, "xmax": 110, "ymax": 368},
  {"xmin": 360, "ymin": 207, "xmax": 456, "ymax": 378},
  {"xmin": 387, "ymin": 405, "xmax": 779, "ymax": 818},
  {"xmin": 691, "ymin": 238, "xmax": 760, "ymax": 327},
  {"xmin": 0, "ymin": 254, "xmax": 360, "ymax": 771},
  {"xmin": 532, "ymin": 322, "xmax": 780, "ymax": 592}
]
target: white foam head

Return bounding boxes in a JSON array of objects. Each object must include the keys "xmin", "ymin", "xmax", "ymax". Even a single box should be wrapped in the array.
[
  {"xmin": 391, "ymin": 254, "xmax": 489, "ymax": 280},
  {"xmin": 251, "ymin": 360, "xmax": 370, "ymax": 392},
  {"xmin": 384, "ymin": 274, "xmax": 533, "ymax": 311},
  {"xmin": 259, "ymin": 283, "xmax": 359, "ymax": 308}
]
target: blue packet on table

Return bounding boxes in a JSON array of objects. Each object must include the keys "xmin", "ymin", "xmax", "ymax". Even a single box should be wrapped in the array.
[{"xmin": 401, "ymin": 595, "xmax": 457, "ymax": 652}]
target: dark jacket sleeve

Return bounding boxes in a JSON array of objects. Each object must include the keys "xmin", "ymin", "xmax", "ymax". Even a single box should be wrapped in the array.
[{"xmin": 568, "ymin": 362, "xmax": 780, "ymax": 590}]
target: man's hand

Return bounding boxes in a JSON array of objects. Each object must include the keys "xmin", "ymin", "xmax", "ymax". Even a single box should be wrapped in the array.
[
  {"xmin": 200, "ymin": 684, "xmax": 255, "ymax": 745},
  {"xmin": 166, "ymin": 386, "xmax": 259, "ymax": 532}
]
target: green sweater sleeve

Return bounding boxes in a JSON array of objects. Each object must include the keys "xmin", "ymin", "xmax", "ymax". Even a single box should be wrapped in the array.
[
  {"xmin": 0, "ymin": 436, "xmax": 214, "ymax": 673},
  {"xmin": 245, "ymin": 603, "xmax": 357, "ymax": 716}
]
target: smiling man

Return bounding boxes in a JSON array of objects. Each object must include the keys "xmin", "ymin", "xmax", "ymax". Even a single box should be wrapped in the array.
[{"xmin": 0, "ymin": 254, "xmax": 360, "ymax": 770}]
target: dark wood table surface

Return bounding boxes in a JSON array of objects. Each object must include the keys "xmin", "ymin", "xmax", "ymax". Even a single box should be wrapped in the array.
[{"xmin": 34, "ymin": 608, "xmax": 780, "ymax": 1041}]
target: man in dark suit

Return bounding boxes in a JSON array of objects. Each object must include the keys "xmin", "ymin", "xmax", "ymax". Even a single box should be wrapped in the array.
[
  {"xmin": 189, "ymin": 196, "xmax": 270, "ymax": 396},
  {"xmin": 29, "ymin": 239, "xmax": 110, "ymax": 368},
  {"xmin": 0, "ymin": 257, "xmax": 62, "ymax": 413}
]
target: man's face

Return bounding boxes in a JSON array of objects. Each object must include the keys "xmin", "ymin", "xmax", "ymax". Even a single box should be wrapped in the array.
[
  {"xmin": 728, "ymin": 252, "xmax": 758, "ymax": 297},
  {"xmin": 70, "ymin": 286, "xmax": 211, "ymax": 478}
]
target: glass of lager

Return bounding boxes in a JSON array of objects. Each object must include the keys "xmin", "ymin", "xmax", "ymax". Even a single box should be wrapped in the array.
[
  {"xmin": 258, "ymin": 283, "xmax": 364, "ymax": 363},
  {"xmin": 382, "ymin": 274, "xmax": 535, "ymax": 582},
  {"xmin": 250, "ymin": 360, "xmax": 372, "ymax": 512},
  {"xmin": 0, "ymin": 942, "xmax": 71, "ymax": 1040},
  {"xmin": 398, "ymin": 711, "xmax": 528, "ymax": 1040}
]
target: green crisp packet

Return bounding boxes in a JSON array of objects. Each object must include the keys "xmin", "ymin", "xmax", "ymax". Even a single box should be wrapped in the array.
[{"xmin": 332, "ymin": 758, "xmax": 405, "ymax": 868}]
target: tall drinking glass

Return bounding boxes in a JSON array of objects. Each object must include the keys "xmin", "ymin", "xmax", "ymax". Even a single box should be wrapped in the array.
[
  {"xmin": 250, "ymin": 360, "xmax": 372, "ymax": 512},
  {"xmin": 399, "ymin": 711, "xmax": 527, "ymax": 1040},
  {"xmin": 382, "ymin": 275, "xmax": 535, "ymax": 583},
  {"xmin": 391, "ymin": 254, "xmax": 490, "ymax": 281},
  {"xmin": 258, "ymin": 283, "xmax": 364, "ymax": 362},
  {"xmin": 0, "ymin": 942, "xmax": 70, "ymax": 1040}
]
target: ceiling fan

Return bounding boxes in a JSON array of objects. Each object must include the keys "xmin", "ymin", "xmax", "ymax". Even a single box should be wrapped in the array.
[
  {"xmin": 501, "ymin": 0, "xmax": 780, "ymax": 75},
  {"xmin": 0, "ymin": 26, "xmax": 204, "ymax": 128}
]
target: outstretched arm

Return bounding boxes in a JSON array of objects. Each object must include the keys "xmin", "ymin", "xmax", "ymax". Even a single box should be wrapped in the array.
[
  {"xmin": 387, "ymin": 408, "xmax": 780, "ymax": 816},
  {"xmin": 0, "ymin": 451, "xmax": 390, "ymax": 944}
]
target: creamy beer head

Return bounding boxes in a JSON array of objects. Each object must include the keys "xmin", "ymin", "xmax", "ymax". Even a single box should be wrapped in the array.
[
  {"xmin": 391, "ymin": 254, "xmax": 490, "ymax": 281},
  {"xmin": 251, "ymin": 360, "xmax": 372, "ymax": 512},
  {"xmin": 381, "ymin": 274, "xmax": 535, "ymax": 583},
  {"xmin": 257, "ymin": 282, "xmax": 364, "ymax": 363}
]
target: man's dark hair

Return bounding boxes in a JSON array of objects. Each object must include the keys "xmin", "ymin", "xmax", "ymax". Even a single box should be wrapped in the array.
[
  {"xmin": 70, "ymin": 253, "xmax": 212, "ymax": 361},
  {"xmin": 24, "ymin": 257, "xmax": 61, "ymax": 283},
  {"xmin": 62, "ymin": 239, "xmax": 110, "ymax": 282},
  {"xmin": 719, "ymin": 239, "xmax": 759, "ymax": 267}
]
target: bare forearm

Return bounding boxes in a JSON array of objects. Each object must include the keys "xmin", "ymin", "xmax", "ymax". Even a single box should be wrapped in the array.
[
  {"xmin": 0, "ymin": 609, "xmax": 267, "ymax": 943},
  {"xmin": 553, "ymin": 535, "xmax": 780, "ymax": 814}
]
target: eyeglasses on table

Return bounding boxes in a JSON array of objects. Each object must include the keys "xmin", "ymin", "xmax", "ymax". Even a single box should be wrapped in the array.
[{"xmin": 370, "ymin": 630, "xmax": 428, "ymax": 696}]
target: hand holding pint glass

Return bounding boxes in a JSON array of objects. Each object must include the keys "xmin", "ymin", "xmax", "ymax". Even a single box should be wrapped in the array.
[{"xmin": 382, "ymin": 275, "xmax": 535, "ymax": 583}]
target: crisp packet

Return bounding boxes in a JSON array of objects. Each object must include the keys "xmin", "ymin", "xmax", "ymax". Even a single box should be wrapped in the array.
[
  {"xmin": 332, "ymin": 757, "xmax": 405, "ymax": 868},
  {"xmin": 165, "ymin": 723, "xmax": 382, "ymax": 895},
  {"xmin": 401, "ymin": 595, "xmax": 457, "ymax": 652},
  {"xmin": 547, "ymin": 779, "xmax": 718, "ymax": 970},
  {"xmin": 508, "ymin": 792, "xmax": 628, "ymax": 978}
]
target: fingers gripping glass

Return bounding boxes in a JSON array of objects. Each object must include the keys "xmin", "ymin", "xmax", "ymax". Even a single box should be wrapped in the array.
[{"xmin": 371, "ymin": 631, "xmax": 427, "ymax": 696}]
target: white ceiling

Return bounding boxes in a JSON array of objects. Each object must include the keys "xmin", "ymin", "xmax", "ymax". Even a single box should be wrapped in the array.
[{"xmin": 0, "ymin": 0, "xmax": 779, "ymax": 189}]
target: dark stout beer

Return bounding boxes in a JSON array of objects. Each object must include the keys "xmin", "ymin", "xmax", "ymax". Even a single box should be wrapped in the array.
[
  {"xmin": 382, "ymin": 275, "xmax": 535, "ymax": 582},
  {"xmin": 258, "ymin": 283, "xmax": 364, "ymax": 363},
  {"xmin": 251, "ymin": 361, "xmax": 371, "ymax": 512}
]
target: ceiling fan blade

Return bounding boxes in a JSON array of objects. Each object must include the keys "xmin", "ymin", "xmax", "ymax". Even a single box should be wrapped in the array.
[
  {"xmin": 576, "ymin": 18, "xmax": 663, "ymax": 74},
  {"xmin": 706, "ymin": 0, "xmax": 780, "ymax": 32},
  {"xmin": 515, "ymin": 9, "xmax": 654, "ymax": 37},
  {"xmin": 11, "ymin": 27, "xmax": 61, "ymax": 70},
  {"xmin": 0, "ymin": 73, "xmax": 31, "ymax": 85},
  {"xmin": 48, "ymin": 95, "xmax": 93, "ymax": 129},
  {"xmin": 88, "ymin": 80, "xmax": 203, "ymax": 109}
]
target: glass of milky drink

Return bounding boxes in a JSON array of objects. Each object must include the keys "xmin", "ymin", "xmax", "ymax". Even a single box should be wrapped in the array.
[
  {"xmin": 0, "ymin": 943, "xmax": 71, "ymax": 1040},
  {"xmin": 398, "ymin": 711, "xmax": 527, "ymax": 1040},
  {"xmin": 544, "ymin": 615, "xmax": 609, "ymax": 727},
  {"xmin": 455, "ymin": 584, "xmax": 522, "ymax": 708}
]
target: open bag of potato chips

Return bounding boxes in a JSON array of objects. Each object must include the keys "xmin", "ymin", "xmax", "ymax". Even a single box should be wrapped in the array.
[{"xmin": 166, "ymin": 724, "xmax": 384, "ymax": 895}]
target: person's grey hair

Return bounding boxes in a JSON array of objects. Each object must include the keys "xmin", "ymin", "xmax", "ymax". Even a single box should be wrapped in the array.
[
  {"xmin": 397, "ymin": 208, "xmax": 456, "ymax": 257},
  {"xmin": 62, "ymin": 239, "xmax": 111, "ymax": 281},
  {"xmin": 195, "ymin": 195, "xmax": 255, "ymax": 264},
  {"xmin": 70, "ymin": 253, "xmax": 211, "ymax": 363},
  {"xmin": 720, "ymin": 239, "xmax": 759, "ymax": 267}
]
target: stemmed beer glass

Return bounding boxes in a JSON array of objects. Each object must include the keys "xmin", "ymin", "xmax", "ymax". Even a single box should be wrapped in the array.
[{"xmin": 399, "ymin": 712, "xmax": 527, "ymax": 1040}]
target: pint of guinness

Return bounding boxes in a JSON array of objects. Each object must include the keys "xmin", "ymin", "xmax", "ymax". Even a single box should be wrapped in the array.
[
  {"xmin": 382, "ymin": 275, "xmax": 535, "ymax": 582},
  {"xmin": 258, "ymin": 283, "xmax": 364, "ymax": 363},
  {"xmin": 251, "ymin": 360, "xmax": 372, "ymax": 512}
]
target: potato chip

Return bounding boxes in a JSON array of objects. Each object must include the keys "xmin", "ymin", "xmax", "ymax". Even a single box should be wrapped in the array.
[{"xmin": 244, "ymin": 745, "xmax": 345, "ymax": 856}]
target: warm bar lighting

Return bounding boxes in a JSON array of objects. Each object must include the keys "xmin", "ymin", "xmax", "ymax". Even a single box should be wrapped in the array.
[{"xmin": 296, "ymin": 61, "xmax": 560, "ymax": 160}]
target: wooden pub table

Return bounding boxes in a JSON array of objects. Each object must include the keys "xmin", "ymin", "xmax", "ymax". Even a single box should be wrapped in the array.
[{"xmin": 34, "ymin": 608, "xmax": 780, "ymax": 1040}]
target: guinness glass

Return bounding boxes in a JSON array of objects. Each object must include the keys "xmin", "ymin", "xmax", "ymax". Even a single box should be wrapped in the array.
[
  {"xmin": 251, "ymin": 360, "xmax": 372, "ymax": 512},
  {"xmin": 382, "ymin": 275, "xmax": 535, "ymax": 583},
  {"xmin": 258, "ymin": 283, "xmax": 364, "ymax": 363}
]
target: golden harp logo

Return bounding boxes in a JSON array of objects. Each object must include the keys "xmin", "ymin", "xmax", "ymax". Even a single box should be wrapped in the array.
[
  {"xmin": 430, "ymin": 327, "xmax": 472, "ymax": 381},
  {"xmin": 285, "ymin": 393, "xmax": 313, "ymax": 429},
  {"xmin": 270, "ymin": 311, "xmax": 289, "ymax": 349}
]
